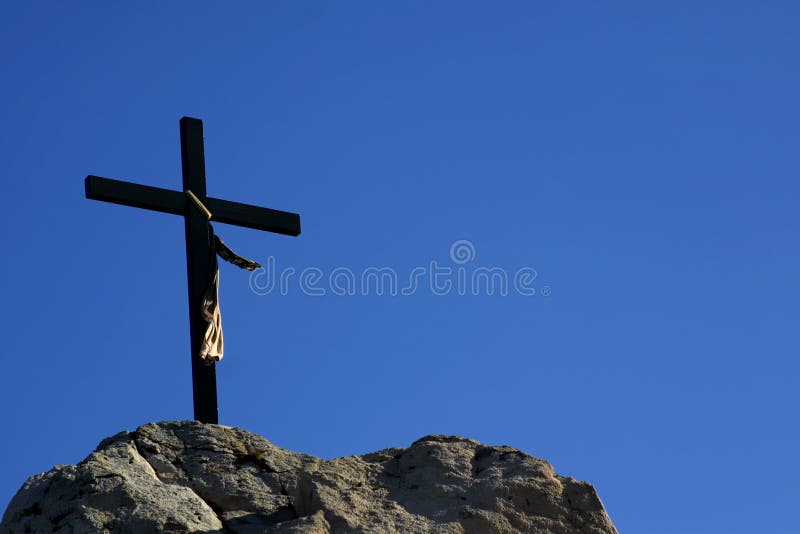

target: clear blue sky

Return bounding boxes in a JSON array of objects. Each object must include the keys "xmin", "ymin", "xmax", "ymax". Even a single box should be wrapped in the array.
[{"xmin": 1, "ymin": 2, "xmax": 798, "ymax": 532}]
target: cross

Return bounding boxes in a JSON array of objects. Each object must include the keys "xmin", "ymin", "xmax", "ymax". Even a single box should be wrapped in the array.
[{"xmin": 85, "ymin": 117, "xmax": 301, "ymax": 424}]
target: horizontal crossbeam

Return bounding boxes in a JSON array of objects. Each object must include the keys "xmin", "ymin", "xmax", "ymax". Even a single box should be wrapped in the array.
[
  {"xmin": 85, "ymin": 175, "xmax": 184, "ymax": 214},
  {"xmin": 85, "ymin": 175, "xmax": 301, "ymax": 236}
]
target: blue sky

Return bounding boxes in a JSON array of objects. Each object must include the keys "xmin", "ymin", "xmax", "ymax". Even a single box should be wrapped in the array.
[{"xmin": 1, "ymin": 2, "xmax": 798, "ymax": 532}]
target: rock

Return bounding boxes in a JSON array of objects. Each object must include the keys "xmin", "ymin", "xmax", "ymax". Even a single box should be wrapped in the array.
[{"xmin": 2, "ymin": 422, "xmax": 617, "ymax": 533}]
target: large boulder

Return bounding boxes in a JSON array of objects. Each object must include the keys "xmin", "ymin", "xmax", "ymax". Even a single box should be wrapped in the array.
[{"xmin": 2, "ymin": 421, "xmax": 617, "ymax": 533}]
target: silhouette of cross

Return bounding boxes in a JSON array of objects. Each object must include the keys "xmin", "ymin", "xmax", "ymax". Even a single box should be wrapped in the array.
[{"xmin": 85, "ymin": 117, "xmax": 301, "ymax": 424}]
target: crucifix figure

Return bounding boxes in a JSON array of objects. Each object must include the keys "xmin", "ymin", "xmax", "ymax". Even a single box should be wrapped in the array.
[{"xmin": 85, "ymin": 117, "xmax": 301, "ymax": 424}]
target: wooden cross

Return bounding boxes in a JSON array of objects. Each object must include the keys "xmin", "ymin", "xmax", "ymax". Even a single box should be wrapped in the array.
[{"xmin": 85, "ymin": 117, "xmax": 301, "ymax": 424}]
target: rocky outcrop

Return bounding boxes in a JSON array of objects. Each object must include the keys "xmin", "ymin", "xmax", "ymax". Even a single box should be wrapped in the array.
[{"xmin": 2, "ymin": 422, "xmax": 616, "ymax": 533}]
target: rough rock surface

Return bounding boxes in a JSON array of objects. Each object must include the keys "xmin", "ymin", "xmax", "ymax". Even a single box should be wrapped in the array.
[{"xmin": 2, "ymin": 421, "xmax": 617, "ymax": 533}]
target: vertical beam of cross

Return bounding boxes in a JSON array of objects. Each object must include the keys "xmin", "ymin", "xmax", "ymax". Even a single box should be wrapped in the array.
[{"xmin": 180, "ymin": 118, "xmax": 218, "ymax": 424}]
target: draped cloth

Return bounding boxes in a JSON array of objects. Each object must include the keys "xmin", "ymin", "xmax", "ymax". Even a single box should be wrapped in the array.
[{"xmin": 199, "ymin": 224, "xmax": 261, "ymax": 364}]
